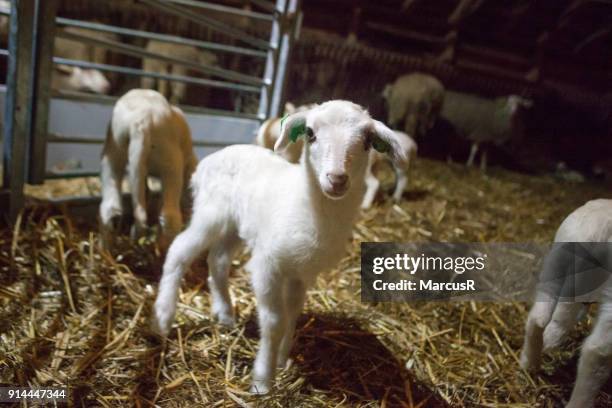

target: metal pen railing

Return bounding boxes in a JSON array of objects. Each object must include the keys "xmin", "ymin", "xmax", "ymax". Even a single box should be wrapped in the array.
[{"xmin": 1, "ymin": 0, "xmax": 300, "ymax": 220}]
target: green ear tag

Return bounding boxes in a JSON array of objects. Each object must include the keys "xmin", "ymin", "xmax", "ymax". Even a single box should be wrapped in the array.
[
  {"xmin": 372, "ymin": 136, "xmax": 391, "ymax": 153},
  {"xmin": 288, "ymin": 117, "xmax": 307, "ymax": 143}
]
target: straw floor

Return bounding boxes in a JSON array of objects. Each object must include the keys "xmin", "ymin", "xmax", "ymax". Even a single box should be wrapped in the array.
[{"xmin": 2, "ymin": 158, "xmax": 611, "ymax": 407}]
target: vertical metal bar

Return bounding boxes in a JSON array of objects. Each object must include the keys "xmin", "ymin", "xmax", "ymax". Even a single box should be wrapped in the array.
[
  {"xmin": 2, "ymin": 0, "xmax": 36, "ymax": 220},
  {"xmin": 265, "ymin": 0, "xmax": 286, "ymax": 118},
  {"xmin": 258, "ymin": 0, "xmax": 283, "ymax": 119},
  {"xmin": 257, "ymin": 0, "xmax": 300, "ymax": 120},
  {"xmin": 28, "ymin": 0, "xmax": 58, "ymax": 184},
  {"xmin": 269, "ymin": 0, "xmax": 300, "ymax": 118}
]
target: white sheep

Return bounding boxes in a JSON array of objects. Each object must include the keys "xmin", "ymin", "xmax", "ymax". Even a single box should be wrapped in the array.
[
  {"xmin": 520, "ymin": 199, "xmax": 612, "ymax": 408},
  {"xmin": 255, "ymin": 109, "xmax": 417, "ymax": 209},
  {"xmin": 141, "ymin": 40, "xmax": 218, "ymax": 104},
  {"xmin": 0, "ymin": 3, "xmax": 112, "ymax": 94},
  {"xmin": 361, "ymin": 130, "xmax": 417, "ymax": 209},
  {"xmin": 53, "ymin": 26, "xmax": 118, "ymax": 94},
  {"xmin": 152, "ymin": 100, "xmax": 411, "ymax": 394},
  {"xmin": 51, "ymin": 65, "xmax": 110, "ymax": 95},
  {"xmin": 441, "ymin": 91, "xmax": 532, "ymax": 169},
  {"xmin": 383, "ymin": 72, "xmax": 445, "ymax": 139},
  {"xmin": 99, "ymin": 89, "xmax": 198, "ymax": 249}
]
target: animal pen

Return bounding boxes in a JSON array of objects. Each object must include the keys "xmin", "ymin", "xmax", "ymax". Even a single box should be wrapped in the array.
[
  {"xmin": 1, "ymin": 1, "xmax": 612, "ymax": 407},
  {"xmin": 1, "ymin": 0, "xmax": 299, "ymax": 219}
]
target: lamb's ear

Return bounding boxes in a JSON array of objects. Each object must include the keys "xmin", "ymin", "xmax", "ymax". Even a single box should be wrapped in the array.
[
  {"xmin": 274, "ymin": 111, "xmax": 308, "ymax": 153},
  {"xmin": 371, "ymin": 120, "xmax": 411, "ymax": 168}
]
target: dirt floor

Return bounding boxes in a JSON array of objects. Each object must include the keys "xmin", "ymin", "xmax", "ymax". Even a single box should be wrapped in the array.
[{"xmin": 2, "ymin": 158, "xmax": 612, "ymax": 407}]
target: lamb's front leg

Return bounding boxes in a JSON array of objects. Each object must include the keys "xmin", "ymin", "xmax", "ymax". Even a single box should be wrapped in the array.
[
  {"xmin": 277, "ymin": 278, "xmax": 306, "ymax": 369},
  {"xmin": 250, "ymin": 261, "xmax": 287, "ymax": 394}
]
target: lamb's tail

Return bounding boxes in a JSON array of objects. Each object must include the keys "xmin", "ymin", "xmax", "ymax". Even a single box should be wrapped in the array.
[{"xmin": 127, "ymin": 123, "xmax": 150, "ymax": 214}]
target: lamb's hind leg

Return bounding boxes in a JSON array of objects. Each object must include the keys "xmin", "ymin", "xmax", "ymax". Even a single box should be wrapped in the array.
[
  {"xmin": 466, "ymin": 142, "xmax": 478, "ymax": 167},
  {"xmin": 159, "ymin": 165, "xmax": 184, "ymax": 250},
  {"xmin": 207, "ymin": 233, "xmax": 241, "ymax": 327},
  {"xmin": 566, "ymin": 302, "xmax": 612, "ymax": 408},
  {"xmin": 99, "ymin": 142, "xmax": 127, "ymax": 249},
  {"xmin": 249, "ymin": 257, "xmax": 287, "ymax": 394},
  {"xmin": 543, "ymin": 302, "xmax": 587, "ymax": 351},
  {"xmin": 277, "ymin": 278, "xmax": 306, "ymax": 369},
  {"xmin": 152, "ymin": 210, "xmax": 220, "ymax": 336}
]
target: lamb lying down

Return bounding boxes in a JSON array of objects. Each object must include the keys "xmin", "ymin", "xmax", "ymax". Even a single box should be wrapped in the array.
[{"xmin": 152, "ymin": 100, "xmax": 412, "ymax": 394}]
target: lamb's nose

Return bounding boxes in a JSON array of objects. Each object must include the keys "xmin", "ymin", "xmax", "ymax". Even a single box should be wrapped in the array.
[{"xmin": 327, "ymin": 172, "xmax": 348, "ymax": 188}]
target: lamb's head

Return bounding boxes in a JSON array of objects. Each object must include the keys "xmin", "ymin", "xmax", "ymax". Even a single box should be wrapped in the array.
[
  {"xmin": 275, "ymin": 100, "xmax": 411, "ymax": 200},
  {"xmin": 382, "ymin": 84, "xmax": 406, "ymax": 130},
  {"xmin": 505, "ymin": 95, "xmax": 533, "ymax": 139},
  {"xmin": 56, "ymin": 65, "xmax": 111, "ymax": 94}
]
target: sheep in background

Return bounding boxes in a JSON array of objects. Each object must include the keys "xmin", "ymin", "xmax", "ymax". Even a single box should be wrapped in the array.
[
  {"xmin": 520, "ymin": 199, "xmax": 612, "ymax": 408},
  {"xmin": 254, "ymin": 103, "xmax": 315, "ymax": 163},
  {"xmin": 361, "ymin": 130, "xmax": 417, "ymax": 209},
  {"xmin": 53, "ymin": 26, "xmax": 119, "ymax": 94},
  {"xmin": 141, "ymin": 40, "xmax": 218, "ymax": 104},
  {"xmin": 152, "ymin": 100, "xmax": 411, "ymax": 394},
  {"xmin": 0, "ymin": 4, "xmax": 113, "ymax": 94},
  {"xmin": 441, "ymin": 91, "xmax": 532, "ymax": 170},
  {"xmin": 99, "ymin": 89, "xmax": 198, "ymax": 250},
  {"xmin": 51, "ymin": 65, "xmax": 110, "ymax": 95},
  {"xmin": 383, "ymin": 72, "xmax": 444, "ymax": 139}
]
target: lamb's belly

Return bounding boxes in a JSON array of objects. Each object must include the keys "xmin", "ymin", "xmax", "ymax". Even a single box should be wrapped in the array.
[{"xmin": 282, "ymin": 236, "xmax": 349, "ymax": 282}]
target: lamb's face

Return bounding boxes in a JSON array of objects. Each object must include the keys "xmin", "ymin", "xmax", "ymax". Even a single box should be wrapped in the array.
[
  {"xmin": 276, "ymin": 100, "xmax": 409, "ymax": 201},
  {"xmin": 305, "ymin": 103, "xmax": 373, "ymax": 199}
]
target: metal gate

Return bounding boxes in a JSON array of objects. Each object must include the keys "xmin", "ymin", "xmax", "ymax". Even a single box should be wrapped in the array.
[{"xmin": 1, "ymin": 0, "xmax": 301, "ymax": 220}]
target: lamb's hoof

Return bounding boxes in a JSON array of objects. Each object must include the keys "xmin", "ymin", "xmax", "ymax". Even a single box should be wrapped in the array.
[
  {"xmin": 212, "ymin": 310, "xmax": 235, "ymax": 328},
  {"xmin": 519, "ymin": 349, "xmax": 539, "ymax": 372},
  {"xmin": 130, "ymin": 224, "xmax": 147, "ymax": 241},
  {"xmin": 542, "ymin": 327, "xmax": 563, "ymax": 351},
  {"xmin": 150, "ymin": 308, "xmax": 172, "ymax": 337},
  {"xmin": 250, "ymin": 380, "xmax": 271, "ymax": 395},
  {"xmin": 277, "ymin": 357, "xmax": 293, "ymax": 370}
]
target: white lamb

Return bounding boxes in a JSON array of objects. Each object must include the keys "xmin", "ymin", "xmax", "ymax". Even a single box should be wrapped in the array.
[
  {"xmin": 255, "ymin": 110, "xmax": 416, "ymax": 209},
  {"xmin": 53, "ymin": 26, "xmax": 119, "ymax": 94},
  {"xmin": 99, "ymin": 89, "xmax": 198, "ymax": 249},
  {"xmin": 361, "ymin": 130, "xmax": 417, "ymax": 209},
  {"xmin": 520, "ymin": 199, "xmax": 612, "ymax": 408},
  {"xmin": 152, "ymin": 100, "xmax": 410, "ymax": 394}
]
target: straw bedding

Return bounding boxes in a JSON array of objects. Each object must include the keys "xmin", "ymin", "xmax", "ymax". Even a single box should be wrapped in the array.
[{"xmin": 2, "ymin": 158, "xmax": 611, "ymax": 407}]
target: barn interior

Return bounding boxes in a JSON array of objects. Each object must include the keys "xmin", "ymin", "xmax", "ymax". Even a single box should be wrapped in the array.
[{"xmin": 0, "ymin": 0, "xmax": 611, "ymax": 407}]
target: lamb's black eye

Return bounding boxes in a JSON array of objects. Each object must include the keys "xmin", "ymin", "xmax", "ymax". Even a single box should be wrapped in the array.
[{"xmin": 306, "ymin": 127, "xmax": 316, "ymax": 143}]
